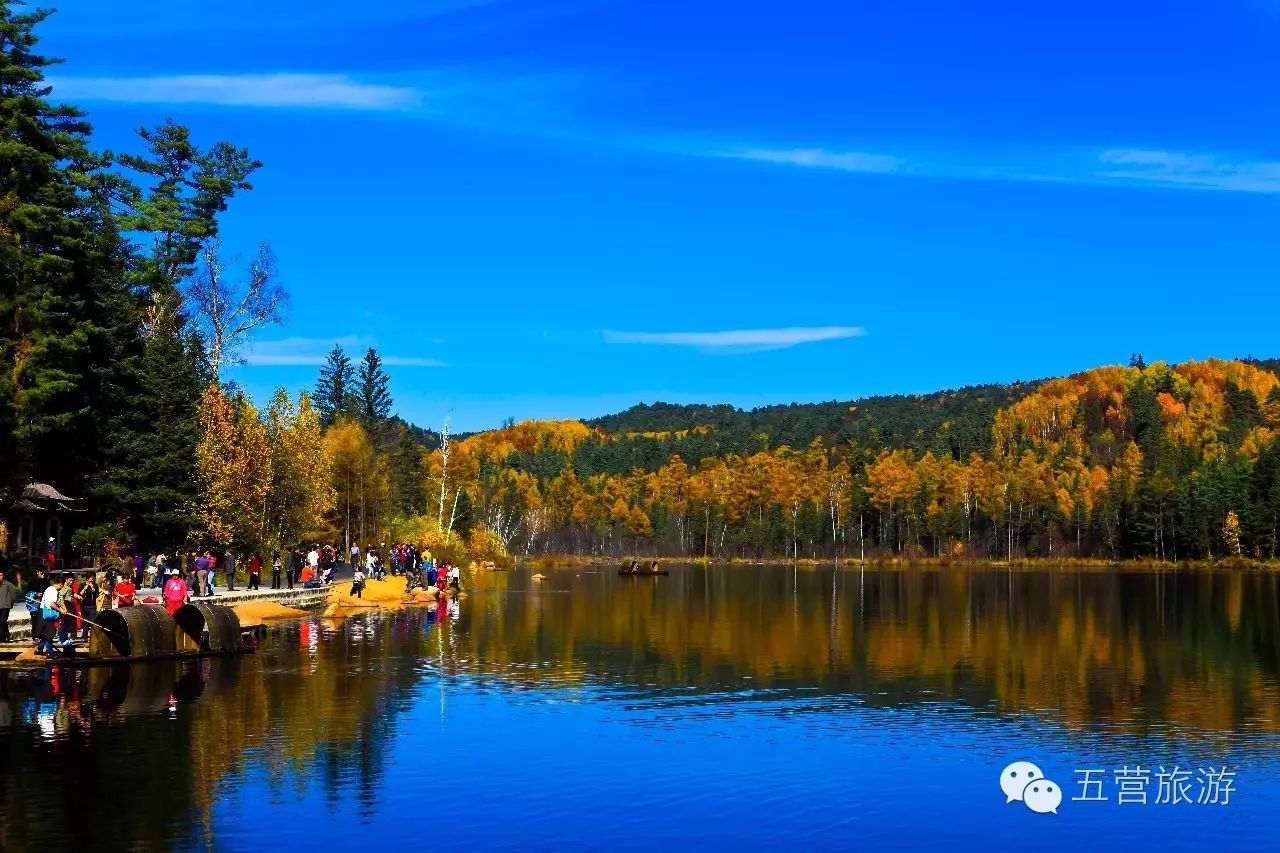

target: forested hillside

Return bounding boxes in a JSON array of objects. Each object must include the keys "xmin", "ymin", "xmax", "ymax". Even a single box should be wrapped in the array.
[
  {"xmin": 586, "ymin": 380, "xmax": 1041, "ymax": 467},
  {"xmin": 430, "ymin": 358, "xmax": 1280, "ymax": 563}
]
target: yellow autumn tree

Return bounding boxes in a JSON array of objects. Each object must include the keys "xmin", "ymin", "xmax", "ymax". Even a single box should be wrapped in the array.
[
  {"xmin": 266, "ymin": 390, "xmax": 335, "ymax": 550},
  {"xmin": 865, "ymin": 449, "xmax": 921, "ymax": 551},
  {"xmin": 1222, "ymin": 510, "xmax": 1242, "ymax": 557},
  {"xmin": 865, "ymin": 450, "xmax": 920, "ymax": 513},
  {"xmin": 195, "ymin": 385, "xmax": 271, "ymax": 547},
  {"xmin": 323, "ymin": 418, "xmax": 388, "ymax": 550}
]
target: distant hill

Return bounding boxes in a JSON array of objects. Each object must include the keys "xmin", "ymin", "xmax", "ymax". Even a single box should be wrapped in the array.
[
  {"xmin": 586, "ymin": 380, "xmax": 1043, "ymax": 462},
  {"xmin": 1246, "ymin": 356, "xmax": 1280, "ymax": 380},
  {"xmin": 422, "ymin": 357, "xmax": 1280, "ymax": 466},
  {"xmin": 392, "ymin": 415, "xmax": 441, "ymax": 450}
]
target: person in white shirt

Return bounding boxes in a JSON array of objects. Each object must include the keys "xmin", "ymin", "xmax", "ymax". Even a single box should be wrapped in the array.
[
  {"xmin": 307, "ymin": 546, "xmax": 320, "ymax": 570},
  {"xmin": 37, "ymin": 579, "xmax": 62, "ymax": 657},
  {"xmin": 351, "ymin": 567, "xmax": 366, "ymax": 599}
]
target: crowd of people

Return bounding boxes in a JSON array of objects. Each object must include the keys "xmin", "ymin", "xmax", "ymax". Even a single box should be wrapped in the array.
[
  {"xmin": 0, "ymin": 545, "xmax": 310, "ymax": 658},
  {"xmin": 350, "ymin": 543, "xmax": 460, "ymax": 599},
  {"xmin": 0, "ymin": 541, "xmax": 464, "ymax": 657},
  {"xmin": 0, "ymin": 566, "xmax": 120, "ymax": 658}
]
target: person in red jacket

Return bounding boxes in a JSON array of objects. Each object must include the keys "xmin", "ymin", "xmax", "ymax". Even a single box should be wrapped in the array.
[
  {"xmin": 247, "ymin": 553, "xmax": 263, "ymax": 590},
  {"xmin": 114, "ymin": 575, "xmax": 137, "ymax": 607},
  {"xmin": 162, "ymin": 571, "xmax": 189, "ymax": 616}
]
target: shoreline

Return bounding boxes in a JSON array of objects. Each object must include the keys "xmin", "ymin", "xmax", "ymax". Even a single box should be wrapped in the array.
[{"xmin": 522, "ymin": 554, "xmax": 1280, "ymax": 572}]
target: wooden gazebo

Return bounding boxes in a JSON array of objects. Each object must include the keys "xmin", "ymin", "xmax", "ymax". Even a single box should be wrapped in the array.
[{"xmin": 2, "ymin": 482, "xmax": 84, "ymax": 573}]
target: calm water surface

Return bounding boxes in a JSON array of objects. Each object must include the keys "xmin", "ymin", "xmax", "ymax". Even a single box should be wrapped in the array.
[{"xmin": 2, "ymin": 564, "xmax": 1279, "ymax": 851}]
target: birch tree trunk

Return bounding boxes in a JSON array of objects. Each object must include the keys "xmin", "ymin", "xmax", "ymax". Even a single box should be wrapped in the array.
[{"xmin": 437, "ymin": 417, "xmax": 451, "ymax": 532}]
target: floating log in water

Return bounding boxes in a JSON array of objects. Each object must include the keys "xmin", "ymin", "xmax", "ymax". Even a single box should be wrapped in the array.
[
  {"xmin": 90, "ymin": 605, "xmax": 177, "ymax": 659},
  {"xmin": 173, "ymin": 602, "xmax": 244, "ymax": 653},
  {"xmin": 54, "ymin": 603, "xmax": 254, "ymax": 666}
]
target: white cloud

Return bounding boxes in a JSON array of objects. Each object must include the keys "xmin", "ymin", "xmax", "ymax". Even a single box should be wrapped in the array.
[
  {"xmin": 692, "ymin": 139, "xmax": 1280, "ymax": 195},
  {"xmin": 54, "ymin": 71, "xmax": 1278, "ymax": 200},
  {"xmin": 243, "ymin": 336, "xmax": 445, "ymax": 367},
  {"xmin": 604, "ymin": 326, "xmax": 865, "ymax": 352},
  {"xmin": 382, "ymin": 355, "xmax": 448, "ymax": 367},
  {"xmin": 1097, "ymin": 149, "xmax": 1280, "ymax": 193},
  {"xmin": 50, "ymin": 73, "xmax": 422, "ymax": 111},
  {"xmin": 715, "ymin": 147, "xmax": 903, "ymax": 174}
]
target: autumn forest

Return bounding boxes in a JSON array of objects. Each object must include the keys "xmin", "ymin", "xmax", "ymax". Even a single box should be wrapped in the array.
[{"xmin": 391, "ymin": 356, "xmax": 1280, "ymax": 564}]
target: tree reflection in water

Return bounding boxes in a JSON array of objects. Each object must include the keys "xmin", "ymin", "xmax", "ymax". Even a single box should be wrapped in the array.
[{"xmin": 1, "ymin": 565, "xmax": 1277, "ymax": 849}]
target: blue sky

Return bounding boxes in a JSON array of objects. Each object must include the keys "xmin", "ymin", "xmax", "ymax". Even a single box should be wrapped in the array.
[{"xmin": 40, "ymin": 0, "xmax": 1280, "ymax": 431}]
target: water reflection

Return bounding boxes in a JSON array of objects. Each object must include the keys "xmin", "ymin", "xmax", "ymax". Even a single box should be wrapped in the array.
[
  {"xmin": 0, "ymin": 657, "xmax": 242, "ymax": 725},
  {"xmin": 0, "ymin": 565, "xmax": 1278, "ymax": 850},
  {"xmin": 0, "ymin": 618, "xmax": 426, "ymax": 850},
  {"xmin": 460, "ymin": 565, "xmax": 1280, "ymax": 737}
]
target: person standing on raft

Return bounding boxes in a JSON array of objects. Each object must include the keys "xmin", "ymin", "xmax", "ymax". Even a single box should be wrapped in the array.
[
  {"xmin": 79, "ymin": 572, "xmax": 99, "ymax": 640},
  {"xmin": 36, "ymin": 575, "xmax": 63, "ymax": 657},
  {"xmin": 56, "ymin": 573, "xmax": 79, "ymax": 649},
  {"xmin": 114, "ymin": 573, "xmax": 136, "ymax": 607},
  {"xmin": 163, "ymin": 570, "xmax": 190, "ymax": 616},
  {"xmin": 26, "ymin": 567, "xmax": 49, "ymax": 643}
]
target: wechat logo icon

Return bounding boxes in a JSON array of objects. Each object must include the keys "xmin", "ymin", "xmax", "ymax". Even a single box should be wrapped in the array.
[{"xmin": 1001, "ymin": 761, "xmax": 1062, "ymax": 814}]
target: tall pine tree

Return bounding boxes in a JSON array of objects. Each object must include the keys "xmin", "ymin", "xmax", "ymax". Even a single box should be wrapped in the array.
[
  {"xmin": 117, "ymin": 119, "xmax": 259, "ymax": 331},
  {"xmin": 390, "ymin": 425, "xmax": 428, "ymax": 515},
  {"xmin": 0, "ymin": 5, "xmax": 142, "ymax": 504},
  {"xmin": 356, "ymin": 347, "xmax": 392, "ymax": 435},
  {"xmin": 107, "ymin": 327, "xmax": 205, "ymax": 548},
  {"xmin": 315, "ymin": 344, "xmax": 354, "ymax": 426},
  {"xmin": 112, "ymin": 116, "xmax": 257, "ymax": 546}
]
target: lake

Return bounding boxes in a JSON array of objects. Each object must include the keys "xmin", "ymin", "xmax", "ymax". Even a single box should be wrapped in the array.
[{"xmin": 2, "ymin": 564, "xmax": 1279, "ymax": 851}]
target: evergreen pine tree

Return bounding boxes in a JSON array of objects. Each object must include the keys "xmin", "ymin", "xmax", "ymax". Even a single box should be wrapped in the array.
[
  {"xmin": 111, "ymin": 112, "xmax": 256, "ymax": 546},
  {"xmin": 315, "ymin": 344, "xmax": 354, "ymax": 426},
  {"xmin": 0, "ymin": 5, "xmax": 139, "ymax": 500},
  {"xmin": 113, "ymin": 327, "xmax": 204, "ymax": 548},
  {"xmin": 117, "ymin": 119, "xmax": 259, "ymax": 330},
  {"xmin": 1223, "ymin": 380, "xmax": 1262, "ymax": 441},
  {"xmin": 78, "ymin": 171, "xmax": 152, "ymax": 537},
  {"xmin": 390, "ymin": 425, "xmax": 427, "ymax": 514},
  {"xmin": 356, "ymin": 347, "xmax": 392, "ymax": 434}
]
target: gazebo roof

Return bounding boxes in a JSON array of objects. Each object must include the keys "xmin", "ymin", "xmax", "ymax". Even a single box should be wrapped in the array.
[
  {"xmin": 23, "ymin": 483, "xmax": 76, "ymax": 502},
  {"xmin": 6, "ymin": 483, "xmax": 80, "ymax": 515}
]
